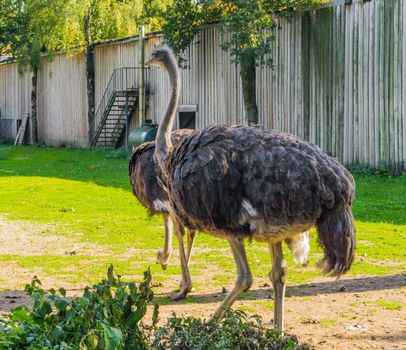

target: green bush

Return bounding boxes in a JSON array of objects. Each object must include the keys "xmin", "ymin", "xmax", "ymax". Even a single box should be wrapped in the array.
[
  {"xmin": 152, "ymin": 311, "xmax": 308, "ymax": 350},
  {"xmin": 0, "ymin": 265, "xmax": 158, "ymax": 350},
  {"xmin": 0, "ymin": 268, "xmax": 308, "ymax": 350}
]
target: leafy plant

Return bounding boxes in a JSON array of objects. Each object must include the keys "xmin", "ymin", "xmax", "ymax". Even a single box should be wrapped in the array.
[
  {"xmin": 152, "ymin": 309, "xmax": 309, "ymax": 350},
  {"xmin": 0, "ymin": 265, "xmax": 310, "ymax": 349},
  {"xmin": 0, "ymin": 265, "xmax": 158, "ymax": 350}
]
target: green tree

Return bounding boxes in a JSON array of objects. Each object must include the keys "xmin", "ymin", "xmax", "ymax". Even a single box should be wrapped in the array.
[
  {"xmin": 60, "ymin": 0, "xmax": 142, "ymax": 137},
  {"xmin": 157, "ymin": 0, "xmax": 319, "ymax": 125},
  {"xmin": 0, "ymin": 0, "xmax": 67, "ymax": 143},
  {"xmin": 141, "ymin": 0, "xmax": 172, "ymax": 32}
]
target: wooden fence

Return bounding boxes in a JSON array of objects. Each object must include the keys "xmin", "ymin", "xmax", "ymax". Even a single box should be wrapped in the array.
[{"xmin": 0, "ymin": 0, "xmax": 405, "ymax": 170}]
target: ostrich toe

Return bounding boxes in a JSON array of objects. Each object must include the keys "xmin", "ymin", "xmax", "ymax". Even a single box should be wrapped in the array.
[
  {"xmin": 156, "ymin": 249, "xmax": 170, "ymax": 270},
  {"xmin": 169, "ymin": 283, "xmax": 192, "ymax": 301}
]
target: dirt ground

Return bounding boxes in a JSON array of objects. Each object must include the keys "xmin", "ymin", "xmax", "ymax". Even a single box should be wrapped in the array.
[{"xmin": 0, "ymin": 216, "xmax": 405, "ymax": 350}]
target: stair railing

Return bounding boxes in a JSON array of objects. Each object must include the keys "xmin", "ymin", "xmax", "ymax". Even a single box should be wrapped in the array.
[{"xmin": 89, "ymin": 67, "xmax": 147, "ymax": 146}]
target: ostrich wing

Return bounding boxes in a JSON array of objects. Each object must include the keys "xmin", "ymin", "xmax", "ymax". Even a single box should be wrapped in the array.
[{"xmin": 166, "ymin": 125, "xmax": 355, "ymax": 239}]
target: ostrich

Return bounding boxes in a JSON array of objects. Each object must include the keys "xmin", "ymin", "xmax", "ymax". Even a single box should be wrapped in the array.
[
  {"xmin": 146, "ymin": 47, "xmax": 356, "ymax": 332},
  {"xmin": 129, "ymin": 129, "xmax": 197, "ymax": 300}
]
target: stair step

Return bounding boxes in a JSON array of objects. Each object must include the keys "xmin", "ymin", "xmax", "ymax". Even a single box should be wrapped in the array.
[
  {"xmin": 90, "ymin": 67, "xmax": 143, "ymax": 147},
  {"xmin": 100, "ymin": 132, "xmax": 123, "ymax": 135},
  {"xmin": 102, "ymin": 126, "xmax": 125, "ymax": 130}
]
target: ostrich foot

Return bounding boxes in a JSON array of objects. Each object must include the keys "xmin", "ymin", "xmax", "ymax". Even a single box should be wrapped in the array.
[
  {"xmin": 156, "ymin": 249, "xmax": 170, "ymax": 270},
  {"xmin": 169, "ymin": 284, "xmax": 192, "ymax": 301}
]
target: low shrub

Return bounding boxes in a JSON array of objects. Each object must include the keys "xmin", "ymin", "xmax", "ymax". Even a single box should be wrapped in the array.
[
  {"xmin": 0, "ymin": 267, "xmax": 308, "ymax": 350},
  {"xmin": 152, "ymin": 311, "xmax": 308, "ymax": 350},
  {"xmin": 349, "ymin": 163, "xmax": 405, "ymax": 177},
  {"xmin": 0, "ymin": 265, "xmax": 158, "ymax": 350}
]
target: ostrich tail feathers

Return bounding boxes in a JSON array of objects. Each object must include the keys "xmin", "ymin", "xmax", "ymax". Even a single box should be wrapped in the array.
[
  {"xmin": 316, "ymin": 206, "xmax": 356, "ymax": 277},
  {"xmin": 285, "ymin": 231, "xmax": 310, "ymax": 266}
]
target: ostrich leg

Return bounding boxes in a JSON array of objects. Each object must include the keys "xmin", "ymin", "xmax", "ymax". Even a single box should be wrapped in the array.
[
  {"xmin": 211, "ymin": 236, "xmax": 252, "ymax": 320},
  {"xmin": 269, "ymin": 242, "xmax": 288, "ymax": 332},
  {"xmin": 156, "ymin": 213, "xmax": 173, "ymax": 270},
  {"xmin": 186, "ymin": 230, "xmax": 197, "ymax": 265},
  {"xmin": 169, "ymin": 221, "xmax": 193, "ymax": 301}
]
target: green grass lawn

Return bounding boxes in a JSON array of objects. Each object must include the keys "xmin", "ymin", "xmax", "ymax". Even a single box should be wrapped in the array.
[{"xmin": 0, "ymin": 145, "xmax": 405, "ymax": 292}]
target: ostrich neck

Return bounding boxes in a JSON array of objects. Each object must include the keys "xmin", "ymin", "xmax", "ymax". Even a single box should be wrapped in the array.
[{"xmin": 155, "ymin": 61, "xmax": 180, "ymax": 167}]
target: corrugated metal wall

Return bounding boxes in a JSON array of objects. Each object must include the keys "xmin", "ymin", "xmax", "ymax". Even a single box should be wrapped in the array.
[{"xmin": 0, "ymin": 0, "xmax": 405, "ymax": 169}]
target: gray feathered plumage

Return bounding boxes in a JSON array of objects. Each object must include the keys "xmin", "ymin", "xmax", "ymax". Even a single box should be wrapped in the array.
[{"xmin": 165, "ymin": 125, "xmax": 355, "ymax": 276}]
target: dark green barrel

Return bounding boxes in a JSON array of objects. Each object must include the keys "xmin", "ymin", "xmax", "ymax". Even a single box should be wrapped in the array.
[{"xmin": 128, "ymin": 122, "xmax": 158, "ymax": 148}]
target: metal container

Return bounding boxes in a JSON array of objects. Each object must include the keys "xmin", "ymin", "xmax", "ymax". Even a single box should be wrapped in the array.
[{"xmin": 128, "ymin": 120, "xmax": 158, "ymax": 147}]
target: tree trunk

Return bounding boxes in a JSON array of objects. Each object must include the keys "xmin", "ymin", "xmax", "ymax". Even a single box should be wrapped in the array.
[
  {"xmin": 31, "ymin": 66, "xmax": 39, "ymax": 144},
  {"xmin": 86, "ymin": 43, "xmax": 95, "ymax": 139},
  {"xmin": 239, "ymin": 55, "xmax": 258, "ymax": 125}
]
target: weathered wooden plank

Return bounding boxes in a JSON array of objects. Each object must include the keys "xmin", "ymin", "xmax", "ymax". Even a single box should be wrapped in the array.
[
  {"xmin": 402, "ymin": 0, "xmax": 406, "ymax": 167},
  {"xmin": 301, "ymin": 11, "xmax": 311, "ymax": 141},
  {"xmin": 374, "ymin": 0, "xmax": 381, "ymax": 167},
  {"xmin": 343, "ymin": 5, "xmax": 352, "ymax": 164},
  {"xmin": 360, "ymin": 2, "xmax": 366, "ymax": 165},
  {"xmin": 337, "ymin": 3, "xmax": 345, "ymax": 162},
  {"xmin": 378, "ymin": 0, "xmax": 386, "ymax": 168},
  {"xmin": 353, "ymin": 3, "xmax": 359, "ymax": 165},
  {"xmin": 393, "ymin": 0, "xmax": 400, "ymax": 168},
  {"xmin": 366, "ymin": 1, "xmax": 372, "ymax": 166},
  {"xmin": 388, "ymin": 0, "xmax": 395, "ymax": 167}
]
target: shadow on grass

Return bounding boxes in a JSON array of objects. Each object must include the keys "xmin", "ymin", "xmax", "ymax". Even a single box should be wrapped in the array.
[
  {"xmin": 154, "ymin": 273, "xmax": 406, "ymax": 305},
  {"xmin": 0, "ymin": 145, "xmax": 132, "ymax": 191}
]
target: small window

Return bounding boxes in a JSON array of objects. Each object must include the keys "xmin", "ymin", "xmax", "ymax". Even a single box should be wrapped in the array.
[{"xmin": 179, "ymin": 111, "xmax": 196, "ymax": 129}]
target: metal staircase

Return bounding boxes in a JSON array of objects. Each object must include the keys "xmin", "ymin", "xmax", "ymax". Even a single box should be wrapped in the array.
[{"xmin": 89, "ymin": 67, "xmax": 147, "ymax": 147}]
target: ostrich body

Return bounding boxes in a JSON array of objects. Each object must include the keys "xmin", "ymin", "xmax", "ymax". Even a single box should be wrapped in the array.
[
  {"xmin": 129, "ymin": 129, "xmax": 197, "ymax": 300},
  {"xmin": 147, "ymin": 47, "xmax": 356, "ymax": 331}
]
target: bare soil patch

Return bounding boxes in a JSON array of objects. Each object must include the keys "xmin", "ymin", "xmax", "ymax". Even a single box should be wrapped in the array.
[
  {"xmin": 0, "ymin": 215, "xmax": 105, "ymax": 257},
  {"xmin": 0, "ymin": 216, "xmax": 405, "ymax": 350},
  {"xmin": 152, "ymin": 275, "xmax": 406, "ymax": 350}
]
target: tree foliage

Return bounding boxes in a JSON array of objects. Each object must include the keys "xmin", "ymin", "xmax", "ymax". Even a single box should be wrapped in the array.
[
  {"xmin": 0, "ymin": 0, "xmax": 66, "ymax": 72},
  {"xmin": 59, "ymin": 0, "xmax": 143, "ymax": 51},
  {"xmin": 141, "ymin": 0, "xmax": 173, "ymax": 32}
]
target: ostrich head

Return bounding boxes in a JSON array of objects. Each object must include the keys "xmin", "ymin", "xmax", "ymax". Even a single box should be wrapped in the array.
[{"xmin": 146, "ymin": 47, "xmax": 177, "ymax": 70}]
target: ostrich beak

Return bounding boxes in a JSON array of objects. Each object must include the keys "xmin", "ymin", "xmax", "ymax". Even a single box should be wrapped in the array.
[{"xmin": 145, "ymin": 57, "xmax": 156, "ymax": 66}]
